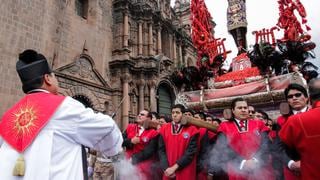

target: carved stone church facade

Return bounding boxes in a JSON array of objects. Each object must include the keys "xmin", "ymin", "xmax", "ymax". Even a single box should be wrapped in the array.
[{"xmin": 0, "ymin": 0, "xmax": 196, "ymax": 129}]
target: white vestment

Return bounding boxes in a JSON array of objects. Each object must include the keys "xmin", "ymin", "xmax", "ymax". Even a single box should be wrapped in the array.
[{"xmin": 0, "ymin": 96, "xmax": 123, "ymax": 180}]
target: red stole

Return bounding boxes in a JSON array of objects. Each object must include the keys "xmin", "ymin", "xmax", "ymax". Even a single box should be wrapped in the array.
[
  {"xmin": 125, "ymin": 123, "xmax": 158, "ymax": 180},
  {"xmin": 218, "ymin": 120, "xmax": 272, "ymax": 180},
  {"xmin": 218, "ymin": 120, "xmax": 267, "ymax": 159},
  {"xmin": 160, "ymin": 123, "xmax": 198, "ymax": 180},
  {"xmin": 0, "ymin": 92, "xmax": 65, "ymax": 153}
]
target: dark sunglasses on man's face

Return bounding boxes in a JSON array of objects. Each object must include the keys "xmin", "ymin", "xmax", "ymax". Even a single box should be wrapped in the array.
[{"xmin": 287, "ymin": 93, "xmax": 302, "ymax": 99}]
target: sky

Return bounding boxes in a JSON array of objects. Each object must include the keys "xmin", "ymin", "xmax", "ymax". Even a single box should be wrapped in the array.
[{"xmin": 174, "ymin": 0, "xmax": 320, "ymax": 69}]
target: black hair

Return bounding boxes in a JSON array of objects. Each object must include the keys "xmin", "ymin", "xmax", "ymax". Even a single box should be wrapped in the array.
[
  {"xmin": 171, "ymin": 104, "xmax": 186, "ymax": 113},
  {"xmin": 212, "ymin": 118, "xmax": 222, "ymax": 124},
  {"xmin": 194, "ymin": 111, "xmax": 206, "ymax": 120},
  {"xmin": 159, "ymin": 115, "xmax": 172, "ymax": 123},
  {"xmin": 230, "ymin": 97, "xmax": 247, "ymax": 110},
  {"xmin": 184, "ymin": 108, "xmax": 195, "ymax": 115},
  {"xmin": 141, "ymin": 109, "xmax": 152, "ymax": 119},
  {"xmin": 284, "ymin": 83, "xmax": 308, "ymax": 99},
  {"xmin": 255, "ymin": 110, "xmax": 270, "ymax": 120},
  {"xmin": 150, "ymin": 111, "xmax": 160, "ymax": 119}
]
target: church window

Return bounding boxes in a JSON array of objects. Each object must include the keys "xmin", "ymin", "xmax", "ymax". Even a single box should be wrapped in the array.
[{"xmin": 75, "ymin": 0, "xmax": 88, "ymax": 19}]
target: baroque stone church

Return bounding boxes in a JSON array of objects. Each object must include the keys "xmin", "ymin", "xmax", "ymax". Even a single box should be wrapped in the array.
[{"xmin": 0, "ymin": 0, "xmax": 196, "ymax": 129}]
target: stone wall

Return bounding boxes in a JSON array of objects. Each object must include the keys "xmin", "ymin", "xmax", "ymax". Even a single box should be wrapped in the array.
[{"xmin": 0, "ymin": 0, "xmax": 114, "ymax": 115}]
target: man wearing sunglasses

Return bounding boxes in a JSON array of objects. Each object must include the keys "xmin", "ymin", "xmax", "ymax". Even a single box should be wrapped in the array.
[
  {"xmin": 279, "ymin": 78, "xmax": 320, "ymax": 179},
  {"xmin": 122, "ymin": 110, "xmax": 159, "ymax": 179},
  {"xmin": 274, "ymin": 83, "xmax": 310, "ymax": 180}
]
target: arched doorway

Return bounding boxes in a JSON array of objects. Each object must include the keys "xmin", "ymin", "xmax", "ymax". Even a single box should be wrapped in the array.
[
  {"xmin": 157, "ymin": 82, "xmax": 175, "ymax": 116},
  {"xmin": 73, "ymin": 94, "xmax": 93, "ymax": 109}
]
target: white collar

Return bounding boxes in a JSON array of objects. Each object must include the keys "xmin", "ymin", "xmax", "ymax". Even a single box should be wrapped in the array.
[
  {"xmin": 234, "ymin": 118, "xmax": 246, "ymax": 123},
  {"xmin": 172, "ymin": 121, "xmax": 181, "ymax": 126},
  {"xmin": 292, "ymin": 106, "xmax": 308, "ymax": 115},
  {"xmin": 27, "ymin": 89, "xmax": 50, "ymax": 94}
]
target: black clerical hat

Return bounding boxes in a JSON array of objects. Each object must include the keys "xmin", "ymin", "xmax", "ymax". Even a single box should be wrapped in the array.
[{"xmin": 16, "ymin": 49, "xmax": 52, "ymax": 84}]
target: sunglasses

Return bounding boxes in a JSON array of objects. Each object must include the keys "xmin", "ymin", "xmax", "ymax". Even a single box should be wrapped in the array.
[
  {"xmin": 287, "ymin": 93, "xmax": 302, "ymax": 99},
  {"xmin": 249, "ymin": 110, "xmax": 255, "ymax": 114}
]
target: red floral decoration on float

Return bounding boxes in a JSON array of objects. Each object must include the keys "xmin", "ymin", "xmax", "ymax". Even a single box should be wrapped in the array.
[
  {"xmin": 191, "ymin": 0, "xmax": 220, "ymax": 69},
  {"xmin": 215, "ymin": 67, "xmax": 260, "ymax": 84}
]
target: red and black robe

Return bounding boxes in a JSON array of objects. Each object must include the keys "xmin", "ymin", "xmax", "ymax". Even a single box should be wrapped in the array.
[
  {"xmin": 123, "ymin": 124, "xmax": 159, "ymax": 180},
  {"xmin": 158, "ymin": 123, "xmax": 199, "ymax": 180},
  {"xmin": 209, "ymin": 119, "xmax": 273, "ymax": 180}
]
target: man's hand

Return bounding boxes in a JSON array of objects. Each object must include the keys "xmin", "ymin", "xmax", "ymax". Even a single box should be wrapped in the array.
[
  {"xmin": 242, "ymin": 159, "xmax": 258, "ymax": 172},
  {"xmin": 289, "ymin": 160, "xmax": 301, "ymax": 172},
  {"xmin": 164, "ymin": 164, "xmax": 179, "ymax": 177},
  {"xmin": 131, "ymin": 136, "xmax": 140, "ymax": 144}
]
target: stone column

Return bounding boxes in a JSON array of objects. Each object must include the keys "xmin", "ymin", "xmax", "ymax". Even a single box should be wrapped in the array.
[
  {"xmin": 123, "ymin": 12, "xmax": 129, "ymax": 48},
  {"xmin": 179, "ymin": 42, "xmax": 183, "ymax": 65},
  {"xmin": 148, "ymin": 23, "xmax": 154, "ymax": 56},
  {"xmin": 148, "ymin": 80, "xmax": 157, "ymax": 112},
  {"xmin": 173, "ymin": 36, "xmax": 177, "ymax": 61},
  {"xmin": 138, "ymin": 20, "xmax": 143, "ymax": 56},
  {"xmin": 121, "ymin": 73, "xmax": 131, "ymax": 129},
  {"xmin": 157, "ymin": 27, "xmax": 162, "ymax": 54},
  {"xmin": 168, "ymin": 34, "xmax": 172, "ymax": 59},
  {"xmin": 137, "ymin": 79, "xmax": 145, "ymax": 112}
]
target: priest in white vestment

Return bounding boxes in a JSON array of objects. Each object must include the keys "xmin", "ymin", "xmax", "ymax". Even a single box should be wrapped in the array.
[{"xmin": 0, "ymin": 49, "xmax": 123, "ymax": 180}]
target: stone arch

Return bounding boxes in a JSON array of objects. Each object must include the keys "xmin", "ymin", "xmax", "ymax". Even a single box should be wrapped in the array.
[{"xmin": 63, "ymin": 86, "xmax": 103, "ymax": 111}]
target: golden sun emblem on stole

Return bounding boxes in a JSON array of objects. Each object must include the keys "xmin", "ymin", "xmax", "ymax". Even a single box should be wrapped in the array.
[{"xmin": 13, "ymin": 106, "xmax": 38, "ymax": 136}]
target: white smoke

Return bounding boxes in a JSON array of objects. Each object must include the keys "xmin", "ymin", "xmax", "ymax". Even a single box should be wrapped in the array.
[{"xmin": 113, "ymin": 159, "xmax": 144, "ymax": 180}]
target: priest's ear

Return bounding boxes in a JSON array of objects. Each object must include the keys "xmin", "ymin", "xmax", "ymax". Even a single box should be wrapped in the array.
[{"xmin": 43, "ymin": 73, "xmax": 59, "ymax": 94}]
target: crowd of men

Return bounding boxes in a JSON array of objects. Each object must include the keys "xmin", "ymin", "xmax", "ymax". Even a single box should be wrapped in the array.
[
  {"xmin": 0, "ymin": 49, "xmax": 320, "ymax": 180},
  {"xmin": 87, "ymin": 79, "xmax": 320, "ymax": 180}
]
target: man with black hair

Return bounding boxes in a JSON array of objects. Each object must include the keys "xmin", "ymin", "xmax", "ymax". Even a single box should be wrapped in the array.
[
  {"xmin": 248, "ymin": 105, "xmax": 256, "ymax": 119},
  {"xmin": 184, "ymin": 108, "xmax": 195, "ymax": 117},
  {"xmin": 0, "ymin": 49, "xmax": 123, "ymax": 180},
  {"xmin": 255, "ymin": 110, "xmax": 270, "ymax": 124},
  {"xmin": 278, "ymin": 83, "xmax": 310, "ymax": 127},
  {"xmin": 158, "ymin": 104, "xmax": 199, "ymax": 180},
  {"xmin": 275, "ymin": 83, "xmax": 310, "ymax": 180},
  {"xmin": 208, "ymin": 98, "xmax": 272, "ymax": 180},
  {"xmin": 279, "ymin": 78, "xmax": 320, "ymax": 179}
]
